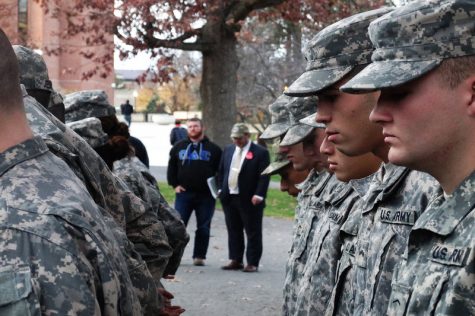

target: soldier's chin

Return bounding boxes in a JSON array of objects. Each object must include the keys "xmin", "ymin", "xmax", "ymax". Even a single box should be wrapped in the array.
[{"xmin": 387, "ymin": 148, "xmax": 415, "ymax": 169}]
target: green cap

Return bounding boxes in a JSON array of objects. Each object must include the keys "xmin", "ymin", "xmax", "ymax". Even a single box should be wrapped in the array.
[
  {"xmin": 285, "ymin": 7, "xmax": 394, "ymax": 97},
  {"xmin": 230, "ymin": 123, "xmax": 250, "ymax": 138},
  {"xmin": 342, "ymin": 0, "xmax": 475, "ymax": 93}
]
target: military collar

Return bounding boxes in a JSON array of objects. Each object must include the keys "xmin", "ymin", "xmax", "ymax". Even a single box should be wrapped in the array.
[
  {"xmin": 362, "ymin": 163, "xmax": 409, "ymax": 213},
  {"xmin": 413, "ymin": 171, "xmax": 475, "ymax": 236},
  {"xmin": 340, "ymin": 207, "xmax": 362, "ymax": 237},
  {"xmin": 0, "ymin": 136, "xmax": 49, "ymax": 177},
  {"xmin": 348, "ymin": 170, "xmax": 378, "ymax": 198},
  {"xmin": 295, "ymin": 168, "xmax": 318, "ymax": 191},
  {"xmin": 24, "ymin": 95, "xmax": 65, "ymax": 136},
  {"xmin": 321, "ymin": 175, "xmax": 353, "ymax": 206}
]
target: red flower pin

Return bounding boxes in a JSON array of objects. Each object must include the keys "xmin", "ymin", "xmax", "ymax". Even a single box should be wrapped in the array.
[{"xmin": 245, "ymin": 151, "xmax": 254, "ymax": 160}]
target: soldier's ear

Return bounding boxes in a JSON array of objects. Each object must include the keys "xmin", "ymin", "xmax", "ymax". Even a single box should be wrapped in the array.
[{"xmin": 465, "ymin": 75, "xmax": 475, "ymax": 117}]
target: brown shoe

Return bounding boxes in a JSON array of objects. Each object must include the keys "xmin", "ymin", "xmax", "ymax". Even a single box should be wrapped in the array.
[
  {"xmin": 221, "ymin": 260, "xmax": 244, "ymax": 270},
  {"xmin": 242, "ymin": 265, "xmax": 258, "ymax": 273},
  {"xmin": 193, "ymin": 258, "xmax": 205, "ymax": 266}
]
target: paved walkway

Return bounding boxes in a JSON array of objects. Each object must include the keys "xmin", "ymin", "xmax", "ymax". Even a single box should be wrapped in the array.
[
  {"xmin": 163, "ymin": 209, "xmax": 292, "ymax": 316},
  {"xmin": 131, "ymin": 122, "xmax": 293, "ymax": 315}
]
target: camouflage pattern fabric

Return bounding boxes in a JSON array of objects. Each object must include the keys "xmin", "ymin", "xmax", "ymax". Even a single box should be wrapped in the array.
[
  {"xmin": 285, "ymin": 7, "xmax": 394, "ymax": 97},
  {"xmin": 230, "ymin": 122, "xmax": 249, "ymax": 138},
  {"xmin": 282, "ymin": 171, "xmax": 332, "ymax": 315},
  {"xmin": 0, "ymin": 137, "xmax": 141, "ymax": 315},
  {"xmin": 324, "ymin": 173, "xmax": 376, "ymax": 316},
  {"xmin": 66, "ymin": 117, "xmax": 109, "ymax": 149},
  {"xmin": 13, "ymin": 45, "xmax": 52, "ymax": 91},
  {"xmin": 279, "ymin": 96, "xmax": 320, "ymax": 147},
  {"xmin": 64, "ymin": 90, "xmax": 116, "ymax": 122},
  {"xmin": 299, "ymin": 113, "xmax": 319, "ymax": 128},
  {"xmin": 114, "ymin": 157, "xmax": 189, "ymax": 276},
  {"xmin": 294, "ymin": 179, "xmax": 359, "ymax": 315},
  {"xmin": 23, "ymin": 92, "xmax": 172, "ymax": 311},
  {"xmin": 352, "ymin": 164, "xmax": 440, "ymax": 315},
  {"xmin": 128, "ymin": 156, "xmax": 189, "ymax": 276},
  {"xmin": 261, "ymin": 152, "xmax": 291, "ymax": 176},
  {"xmin": 260, "ymin": 95, "xmax": 293, "ymax": 140},
  {"xmin": 387, "ymin": 171, "xmax": 475, "ymax": 315},
  {"xmin": 342, "ymin": 0, "xmax": 475, "ymax": 92}
]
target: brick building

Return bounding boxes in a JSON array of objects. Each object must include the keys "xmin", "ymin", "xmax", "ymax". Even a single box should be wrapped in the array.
[{"xmin": 0, "ymin": 0, "xmax": 114, "ymax": 98}]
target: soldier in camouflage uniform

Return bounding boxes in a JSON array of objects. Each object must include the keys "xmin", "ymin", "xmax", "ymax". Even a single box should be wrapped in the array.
[
  {"xmin": 67, "ymin": 114, "xmax": 189, "ymax": 277},
  {"xmin": 260, "ymin": 95, "xmax": 310, "ymax": 198},
  {"xmin": 15, "ymin": 48, "xmax": 173, "ymax": 313},
  {"xmin": 65, "ymin": 90, "xmax": 189, "ymax": 278},
  {"xmin": 0, "ymin": 29, "xmax": 141, "ymax": 315},
  {"xmin": 286, "ymin": 6, "xmax": 440, "ymax": 315},
  {"xmin": 275, "ymin": 97, "xmax": 333, "ymax": 315},
  {"xmin": 342, "ymin": 1, "xmax": 475, "ymax": 314},
  {"xmin": 14, "ymin": 45, "xmax": 65, "ymax": 122},
  {"xmin": 261, "ymin": 151, "xmax": 309, "ymax": 197},
  {"xmin": 290, "ymin": 131, "xmax": 382, "ymax": 315},
  {"xmin": 127, "ymin": 156, "xmax": 189, "ymax": 276}
]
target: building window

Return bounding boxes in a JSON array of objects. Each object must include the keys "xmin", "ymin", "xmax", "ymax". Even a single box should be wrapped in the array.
[{"xmin": 18, "ymin": 0, "xmax": 27, "ymax": 43}]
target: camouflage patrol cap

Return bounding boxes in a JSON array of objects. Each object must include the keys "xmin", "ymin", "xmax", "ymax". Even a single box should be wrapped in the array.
[
  {"xmin": 64, "ymin": 90, "xmax": 116, "ymax": 123},
  {"xmin": 260, "ymin": 95, "xmax": 292, "ymax": 140},
  {"xmin": 13, "ymin": 45, "xmax": 53, "ymax": 91},
  {"xmin": 279, "ymin": 96, "xmax": 321, "ymax": 146},
  {"xmin": 230, "ymin": 123, "xmax": 250, "ymax": 138},
  {"xmin": 261, "ymin": 152, "xmax": 291, "ymax": 176},
  {"xmin": 342, "ymin": 0, "xmax": 475, "ymax": 93},
  {"xmin": 285, "ymin": 7, "xmax": 393, "ymax": 97},
  {"xmin": 66, "ymin": 117, "xmax": 109, "ymax": 149},
  {"xmin": 299, "ymin": 113, "xmax": 320, "ymax": 127}
]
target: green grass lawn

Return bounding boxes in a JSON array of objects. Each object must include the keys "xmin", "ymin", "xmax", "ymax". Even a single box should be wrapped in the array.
[{"xmin": 157, "ymin": 182, "xmax": 296, "ymax": 219}]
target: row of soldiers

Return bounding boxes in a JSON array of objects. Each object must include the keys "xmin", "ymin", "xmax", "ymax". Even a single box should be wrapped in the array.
[
  {"xmin": 0, "ymin": 30, "xmax": 189, "ymax": 314},
  {"xmin": 259, "ymin": 0, "xmax": 475, "ymax": 315}
]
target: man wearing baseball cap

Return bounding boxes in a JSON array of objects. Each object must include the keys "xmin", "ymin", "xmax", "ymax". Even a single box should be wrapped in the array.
[
  {"xmin": 342, "ymin": 1, "xmax": 475, "ymax": 313},
  {"xmin": 218, "ymin": 123, "xmax": 270, "ymax": 272},
  {"xmin": 287, "ymin": 6, "xmax": 440, "ymax": 315}
]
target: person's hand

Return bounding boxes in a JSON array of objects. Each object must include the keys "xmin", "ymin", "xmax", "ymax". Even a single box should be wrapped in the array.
[
  {"xmin": 160, "ymin": 305, "xmax": 186, "ymax": 316},
  {"xmin": 174, "ymin": 185, "xmax": 186, "ymax": 193},
  {"xmin": 251, "ymin": 195, "xmax": 263, "ymax": 205},
  {"xmin": 158, "ymin": 288, "xmax": 185, "ymax": 315},
  {"xmin": 158, "ymin": 288, "xmax": 174, "ymax": 305}
]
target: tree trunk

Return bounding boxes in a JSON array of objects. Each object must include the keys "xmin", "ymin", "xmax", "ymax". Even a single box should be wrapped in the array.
[{"xmin": 200, "ymin": 21, "xmax": 238, "ymax": 148}]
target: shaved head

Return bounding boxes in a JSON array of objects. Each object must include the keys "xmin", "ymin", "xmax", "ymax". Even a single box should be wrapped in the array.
[{"xmin": 0, "ymin": 28, "xmax": 22, "ymax": 111}]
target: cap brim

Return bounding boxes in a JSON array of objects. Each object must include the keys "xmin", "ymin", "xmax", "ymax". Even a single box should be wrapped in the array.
[
  {"xmin": 261, "ymin": 160, "xmax": 290, "ymax": 176},
  {"xmin": 279, "ymin": 124, "xmax": 314, "ymax": 146},
  {"xmin": 299, "ymin": 113, "xmax": 326, "ymax": 128},
  {"xmin": 260, "ymin": 122, "xmax": 290, "ymax": 140},
  {"xmin": 285, "ymin": 66, "xmax": 354, "ymax": 97},
  {"xmin": 341, "ymin": 59, "xmax": 442, "ymax": 93}
]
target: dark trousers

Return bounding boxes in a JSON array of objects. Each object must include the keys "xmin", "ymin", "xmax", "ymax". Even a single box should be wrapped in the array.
[
  {"xmin": 222, "ymin": 195, "xmax": 264, "ymax": 266},
  {"xmin": 175, "ymin": 191, "xmax": 215, "ymax": 259}
]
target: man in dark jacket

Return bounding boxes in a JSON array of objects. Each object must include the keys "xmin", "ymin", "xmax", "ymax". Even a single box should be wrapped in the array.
[
  {"xmin": 218, "ymin": 123, "xmax": 270, "ymax": 272},
  {"xmin": 167, "ymin": 117, "xmax": 222, "ymax": 266},
  {"xmin": 170, "ymin": 119, "xmax": 188, "ymax": 145},
  {"xmin": 121, "ymin": 100, "xmax": 133, "ymax": 126}
]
